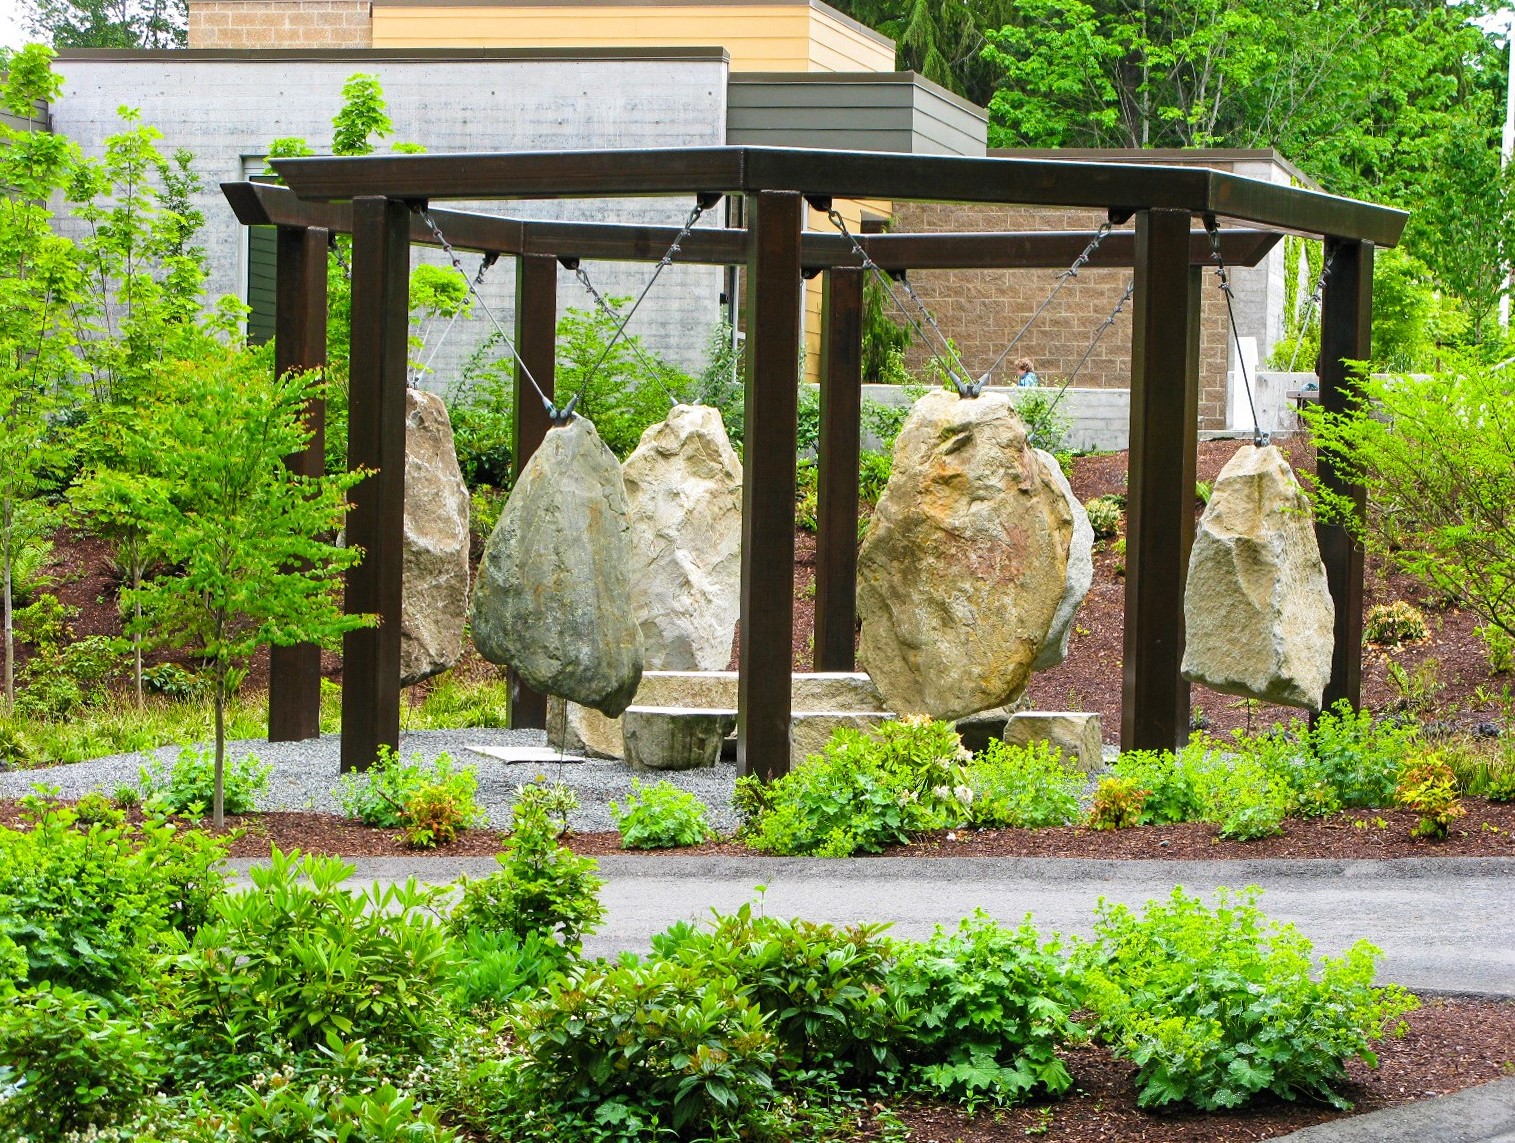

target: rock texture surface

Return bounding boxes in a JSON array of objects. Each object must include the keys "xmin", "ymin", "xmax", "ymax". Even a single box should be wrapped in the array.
[
  {"xmin": 857, "ymin": 390, "xmax": 1073, "ymax": 721},
  {"xmin": 1032, "ymin": 449, "xmax": 1095, "ymax": 672},
  {"xmin": 1003, "ymin": 711, "xmax": 1104, "ymax": 774},
  {"xmin": 1182, "ymin": 444, "xmax": 1334, "ymax": 710},
  {"xmin": 623, "ymin": 707, "xmax": 736, "ymax": 771},
  {"xmin": 622, "ymin": 404, "xmax": 743, "ymax": 670},
  {"xmin": 471, "ymin": 416, "xmax": 644, "ymax": 717},
  {"xmin": 546, "ymin": 697, "xmax": 625, "ymax": 759},
  {"xmin": 400, "ymin": 389, "xmax": 471, "ymax": 687}
]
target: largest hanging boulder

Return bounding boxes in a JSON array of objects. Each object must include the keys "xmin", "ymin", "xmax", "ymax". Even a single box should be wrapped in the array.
[
  {"xmin": 857, "ymin": 389, "xmax": 1073, "ymax": 721},
  {"xmin": 470, "ymin": 415, "xmax": 644, "ymax": 717},
  {"xmin": 622, "ymin": 404, "xmax": 743, "ymax": 670},
  {"xmin": 400, "ymin": 389, "xmax": 472, "ymax": 687},
  {"xmin": 1182, "ymin": 444, "xmax": 1334, "ymax": 710}
]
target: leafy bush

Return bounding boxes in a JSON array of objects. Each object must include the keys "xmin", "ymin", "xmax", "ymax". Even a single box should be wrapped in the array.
[
  {"xmin": 965, "ymin": 740, "xmax": 1082, "ymax": 828},
  {"xmin": 139, "ymin": 745, "xmax": 271, "ymax": 816},
  {"xmin": 0, "ymin": 794, "xmax": 227, "ymax": 999},
  {"xmin": 402, "ymin": 781, "xmax": 476, "ymax": 848},
  {"xmin": 336, "ymin": 746, "xmax": 481, "ymax": 831},
  {"xmin": 1075, "ymin": 887, "xmax": 1417, "ymax": 1111},
  {"xmin": 738, "ymin": 718, "xmax": 972, "ymax": 857},
  {"xmin": 1395, "ymin": 755, "xmax": 1465, "ymax": 839},
  {"xmin": 220, "ymin": 1074, "xmax": 461, "ymax": 1143},
  {"xmin": 651, "ymin": 902, "xmax": 901, "ymax": 1083},
  {"xmin": 1086, "ymin": 776, "xmax": 1148, "ymax": 830},
  {"xmin": 1300, "ymin": 701, "xmax": 1417, "ymax": 809},
  {"xmin": 14, "ymin": 633, "xmax": 123, "ymax": 718},
  {"xmin": 450, "ymin": 783, "xmax": 604, "ymax": 953},
  {"xmin": 1109, "ymin": 748, "xmax": 1199, "ymax": 824},
  {"xmin": 1188, "ymin": 748, "xmax": 1293, "ymax": 840},
  {"xmin": 1084, "ymin": 494, "xmax": 1123, "ymax": 539},
  {"xmin": 1479, "ymin": 623, "xmax": 1515, "ymax": 674},
  {"xmin": 795, "ymin": 458, "xmax": 819, "ymax": 532},
  {"xmin": 1011, "ymin": 389, "xmax": 1071, "ymax": 453},
  {"xmin": 1363, "ymin": 601, "xmax": 1429, "ymax": 645},
  {"xmin": 0, "ymin": 983, "xmax": 161, "ymax": 1136},
  {"xmin": 611, "ymin": 779, "xmax": 712, "ymax": 849},
  {"xmin": 444, "ymin": 928, "xmax": 565, "ymax": 1013},
  {"xmin": 888, "ymin": 912, "xmax": 1078, "ymax": 1108},
  {"xmin": 74, "ymin": 790, "xmax": 124, "ymax": 825},
  {"xmin": 166, "ymin": 848, "xmax": 452, "ymax": 1075},
  {"xmin": 142, "ymin": 662, "xmax": 208, "ymax": 700}
]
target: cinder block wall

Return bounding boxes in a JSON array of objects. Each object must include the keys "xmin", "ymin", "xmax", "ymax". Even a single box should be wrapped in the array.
[{"xmin": 189, "ymin": 0, "xmax": 373, "ymax": 48}]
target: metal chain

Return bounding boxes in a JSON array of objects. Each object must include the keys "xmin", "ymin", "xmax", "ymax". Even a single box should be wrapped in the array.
[
  {"xmin": 327, "ymin": 233, "xmax": 352, "ymax": 278},
  {"xmin": 979, "ymin": 221, "xmax": 1115, "ymax": 387},
  {"xmin": 413, "ymin": 252, "xmax": 496, "ymax": 387},
  {"xmin": 1205, "ymin": 215, "xmax": 1266, "ymax": 447},
  {"xmin": 418, "ymin": 209, "xmax": 557, "ymax": 419},
  {"xmin": 569, "ymin": 260, "xmax": 688, "ymax": 407},
  {"xmin": 1042, "ymin": 278, "xmax": 1135, "ymax": 424},
  {"xmin": 1286, "ymin": 245, "xmax": 1336, "ymax": 374}
]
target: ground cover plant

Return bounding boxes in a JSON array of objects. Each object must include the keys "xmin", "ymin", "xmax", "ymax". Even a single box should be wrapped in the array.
[
  {"xmin": 610, "ymin": 778, "xmax": 713, "ymax": 849},
  {"xmin": 337, "ymin": 746, "xmax": 484, "ymax": 848}
]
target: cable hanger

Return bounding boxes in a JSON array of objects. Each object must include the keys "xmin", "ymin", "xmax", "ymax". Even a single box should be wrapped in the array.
[
  {"xmin": 411, "ymin": 251, "xmax": 498, "ymax": 388},
  {"xmin": 1204, "ymin": 214, "xmax": 1267, "ymax": 448}
]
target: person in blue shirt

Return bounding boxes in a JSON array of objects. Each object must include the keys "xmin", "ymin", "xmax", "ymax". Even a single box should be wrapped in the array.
[{"xmin": 1015, "ymin": 357, "xmax": 1040, "ymax": 387}]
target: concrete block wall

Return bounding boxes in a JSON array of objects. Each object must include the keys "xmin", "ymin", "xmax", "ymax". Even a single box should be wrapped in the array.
[{"xmin": 189, "ymin": 0, "xmax": 373, "ymax": 49}]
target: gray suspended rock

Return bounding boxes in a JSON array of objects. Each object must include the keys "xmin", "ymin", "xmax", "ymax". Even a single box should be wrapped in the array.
[
  {"xmin": 1181, "ymin": 444, "xmax": 1334, "ymax": 710},
  {"xmin": 400, "ymin": 390, "xmax": 472, "ymax": 687},
  {"xmin": 470, "ymin": 415, "xmax": 644, "ymax": 717},
  {"xmin": 622, "ymin": 404, "xmax": 743, "ymax": 670},
  {"xmin": 1032, "ymin": 448, "xmax": 1094, "ymax": 672},
  {"xmin": 857, "ymin": 389, "xmax": 1073, "ymax": 721}
]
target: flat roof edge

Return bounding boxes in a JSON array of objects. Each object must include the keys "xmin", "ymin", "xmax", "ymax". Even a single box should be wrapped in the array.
[
  {"xmin": 994, "ymin": 146, "xmax": 1319, "ymax": 190},
  {"xmin": 55, "ymin": 45, "xmax": 732, "ymax": 63},
  {"xmin": 732, "ymin": 70, "xmax": 986, "ymax": 120}
]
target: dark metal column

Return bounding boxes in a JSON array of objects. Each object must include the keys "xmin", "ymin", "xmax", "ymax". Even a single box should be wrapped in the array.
[
  {"xmin": 815, "ymin": 266, "xmax": 863, "ymax": 672},
  {"xmin": 340, "ymin": 197, "xmax": 410, "ymax": 772},
  {"xmin": 1122, "ymin": 209, "xmax": 1201, "ymax": 752},
  {"xmin": 508, "ymin": 253, "xmax": 558, "ymax": 729},
  {"xmin": 1317, "ymin": 238, "xmax": 1373, "ymax": 713},
  {"xmin": 738, "ymin": 190, "xmax": 804, "ymax": 781},
  {"xmin": 269, "ymin": 225, "xmax": 330, "ymax": 742}
]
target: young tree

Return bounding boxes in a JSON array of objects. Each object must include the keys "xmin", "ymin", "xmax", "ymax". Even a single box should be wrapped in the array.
[
  {"xmin": 117, "ymin": 348, "xmax": 369, "ymax": 826},
  {"xmin": 22, "ymin": 0, "xmax": 186, "ymax": 49}
]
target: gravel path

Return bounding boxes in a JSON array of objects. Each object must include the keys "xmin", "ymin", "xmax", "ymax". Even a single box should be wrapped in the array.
[{"xmin": 0, "ymin": 729, "xmax": 742, "ymax": 832}]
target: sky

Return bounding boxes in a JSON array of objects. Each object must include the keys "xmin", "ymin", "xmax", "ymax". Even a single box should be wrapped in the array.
[{"xmin": 0, "ymin": 0, "xmax": 28, "ymax": 51}]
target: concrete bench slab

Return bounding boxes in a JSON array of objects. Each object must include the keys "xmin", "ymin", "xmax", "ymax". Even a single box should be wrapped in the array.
[
  {"xmin": 622, "ymin": 706, "xmax": 738, "ymax": 772},
  {"xmin": 1003, "ymin": 711, "xmax": 1104, "ymax": 773}
]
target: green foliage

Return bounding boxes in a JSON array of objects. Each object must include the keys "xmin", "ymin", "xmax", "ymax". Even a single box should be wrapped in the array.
[
  {"xmin": 337, "ymin": 746, "xmax": 481, "ymax": 831},
  {"xmin": 218, "ymin": 1076, "xmax": 460, "ymax": 1143},
  {"xmin": 408, "ymin": 673, "xmax": 510, "ymax": 729},
  {"xmin": 402, "ymin": 781, "xmax": 477, "ymax": 849},
  {"xmin": 1086, "ymin": 776, "xmax": 1148, "ymax": 831},
  {"xmin": 0, "ymin": 982, "xmax": 161, "ymax": 1136},
  {"xmin": 1395, "ymin": 754, "xmax": 1465, "ymax": 840},
  {"xmin": 166, "ymin": 847, "xmax": 453, "ymax": 1077},
  {"xmin": 142, "ymin": 661, "xmax": 208, "ymax": 700},
  {"xmin": 1363, "ymin": 600, "xmax": 1429, "ymax": 646},
  {"xmin": 611, "ymin": 779, "xmax": 713, "ymax": 849},
  {"xmin": 139, "ymin": 745, "xmax": 271, "ymax": 817},
  {"xmin": 740, "ymin": 718, "xmax": 972, "ymax": 857},
  {"xmin": 331, "ymin": 73, "xmax": 394, "ymax": 157},
  {"xmin": 1109, "ymin": 748, "xmax": 1199, "ymax": 825},
  {"xmin": 1188, "ymin": 747, "xmax": 1293, "ymax": 841},
  {"xmin": 1011, "ymin": 389, "xmax": 1070, "ymax": 454},
  {"xmin": 450, "ymin": 782, "xmax": 605, "ymax": 954},
  {"xmin": 0, "ymin": 792, "xmax": 227, "ymax": 999},
  {"xmin": 964, "ymin": 739, "xmax": 1082, "ymax": 829},
  {"xmin": 13, "ymin": 632, "xmax": 122, "ymax": 718},
  {"xmin": 1299, "ymin": 701, "xmax": 1417, "ymax": 809},
  {"xmin": 888, "ymin": 913, "xmax": 1078, "ymax": 1107},
  {"xmin": 683, "ymin": 320, "xmax": 746, "ymax": 450},
  {"xmin": 444, "ymin": 928, "xmax": 564, "ymax": 1013},
  {"xmin": 74, "ymin": 789, "xmax": 124, "ymax": 825},
  {"xmin": 1480, "ymin": 624, "xmax": 1515, "ymax": 675},
  {"xmin": 1369, "ymin": 247, "xmax": 1467, "ymax": 372},
  {"xmin": 795, "ymin": 457, "xmax": 819, "ymax": 532},
  {"xmin": 1083, "ymin": 494, "xmax": 1123, "ymax": 539},
  {"xmin": 1076, "ymin": 887, "xmax": 1417, "ymax": 1111}
]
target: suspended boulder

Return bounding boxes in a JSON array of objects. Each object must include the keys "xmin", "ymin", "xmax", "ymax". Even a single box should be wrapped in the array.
[
  {"xmin": 470, "ymin": 415, "xmax": 644, "ymax": 717},
  {"xmin": 857, "ymin": 389, "xmax": 1073, "ymax": 721},
  {"xmin": 1031, "ymin": 448, "xmax": 1094, "ymax": 672},
  {"xmin": 622, "ymin": 404, "xmax": 743, "ymax": 670},
  {"xmin": 1182, "ymin": 444, "xmax": 1334, "ymax": 710},
  {"xmin": 400, "ymin": 390, "xmax": 472, "ymax": 687}
]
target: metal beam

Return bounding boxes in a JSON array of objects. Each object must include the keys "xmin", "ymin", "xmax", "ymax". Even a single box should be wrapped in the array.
[
  {"xmin": 738, "ymin": 190, "xmax": 804, "ymax": 782},
  {"xmin": 1316, "ymin": 239, "xmax": 1373, "ymax": 713},
  {"xmin": 340, "ymin": 198, "xmax": 410, "ymax": 773},
  {"xmin": 815, "ymin": 266, "xmax": 863, "ymax": 672},
  {"xmin": 1122, "ymin": 209, "xmax": 1202, "ymax": 753},
  {"xmin": 268, "ymin": 224, "xmax": 328, "ymax": 744}
]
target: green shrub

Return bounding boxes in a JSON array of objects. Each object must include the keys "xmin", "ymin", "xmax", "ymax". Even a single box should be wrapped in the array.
[
  {"xmin": 402, "ymin": 780, "xmax": 477, "ymax": 848},
  {"xmin": 410, "ymin": 673, "xmax": 511, "ymax": 729},
  {"xmin": 166, "ymin": 847, "xmax": 452, "ymax": 1077},
  {"xmin": 1012, "ymin": 389, "xmax": 1071, "ymax": 453},
  {"xmin": 888, "ymin": 912, "xmax": 1078, "ymax": 1108},
  {"xmin": 739, "ymin": 718, "xmax": 971, "ymax": 857},
  {"xmin": 651, "ymin": 901, "xmax": 901, "ymax": 1084},
  {"xmin": 965, "ymin": 740, "xmax": 1082, "ymax": 828},
  {"xmin": 1189, "ymin": 748, "xmax": 1293, "ymax": 840},
  {"xmin": 0, "ymin": 983, "xmax": 161, "ymax": 1136},
  {"xmin": 142, "ymin": 662, "xmax": 208, "ymax": 701},
  {"xmin": 1300, "ymin": 700, "xmax": 1417, "ymax": 808},
  {"xmin": 1075, "ymin": 886, "xmax": 1417, "ymax": 1111},
  {"xmin": 74, "ymin": 790, "xmax": 125, "ymax": 826},
  {"xmin": 1395, "ymin": 754, "xmax": 1465, "ymax": 839},
  {"xmin": 0, "ymin": 719, "xmax": 30, "ymax": 769},
  {"xmin": 112, "ymin": 782, "xmax": 141, "ymax": 809},
  {"xmin": 1086, "ymin": 776, "xmax": 1148, "ymax": 830},
  {"xmin": 1479, "ymin": 623, "xmax": 1515, "ymax": 674},
  {"xmin": 450, "ymin": 783, "xmax": 604, "ymax": 954},
  {"xmin": 611, "ymin": 779, "xmax": 713, "ymax": 849},
  {"xmin": 1109, "ymin": 748, "xmax": 1199, "ymax": 824},
  {"xmin": 0, "ymin": 794, "xmax": 227, "ymax": 999},
  {"xmin": 221, "ymin": 1076, "xmax": 460, "ymax": 1143},
  {"xmin": 1363, "ymin": 601, "xmax": 1429, "ymax": 645},
  {"xmin": 14, "ymin": 633, "xmax": 123, "ymax": 718},
  {"xmin": 139, "ymin": 745, "xmax": 271, "ymax": 816},
  {"xmin": 1084, "ymin": 495, "xmax": 1124, "ymax": 539},
  {"xmin": 796, "ymin": 458, "xmax": 819, "ymax": 532},
  {"xmin": 336, "ymin": 746, "xmax": 481, "ymax": 831},
  {"xmin": 444, "ymin": 928, "xmax": 565, "ymax": 1013}
]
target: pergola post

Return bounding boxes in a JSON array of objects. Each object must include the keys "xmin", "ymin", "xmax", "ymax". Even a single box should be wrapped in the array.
[
  {"xmin": 1317, "ymin": 238, "xmax": 1373, "ymax": 712},
  {"xmin": 340, "ymin": 197, "xmax": 410, "ymax": 772},
  {"xmin": 1123, "ymin": 209, "xmax": 1202, "ymax": 752},
  {"xmin": 738, "ymin": 190, "xmax": 804, "ymax": 781},
  {"xmin": 815, "ymin": 265, "xmax": 864, "ymax": 672},
  {"xmin": 269, "ymin": 224, "xmax": 329, "ymax": 743},
  {"xmin": 508, "ymin": 253, "xmax": 558, "ymax": 730}
]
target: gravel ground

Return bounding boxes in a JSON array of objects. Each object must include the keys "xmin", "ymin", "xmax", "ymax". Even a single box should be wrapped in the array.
[{"xmin": 0, "ymin": 729, "xmax": 743, "ymax": 832}]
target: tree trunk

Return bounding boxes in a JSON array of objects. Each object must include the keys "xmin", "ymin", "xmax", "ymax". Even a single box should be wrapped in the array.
[{"xmin": 214, "ymin": 672, "xmax": 226, "ymax": 830}]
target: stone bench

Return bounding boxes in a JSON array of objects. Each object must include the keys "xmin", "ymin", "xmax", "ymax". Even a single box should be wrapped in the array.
[
  {"xmin": 1002, "ymin": 711, "xmax": 1104, "ymax": 773},
  {"xmin": 622, "ymin": 706, "xmax": 738, "ymax": 771}
]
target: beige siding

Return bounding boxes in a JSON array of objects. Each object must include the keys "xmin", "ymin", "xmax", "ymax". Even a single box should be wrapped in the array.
[{"xmin": 806, "ymin": 10, "xmax": 894, "ymax": 72}]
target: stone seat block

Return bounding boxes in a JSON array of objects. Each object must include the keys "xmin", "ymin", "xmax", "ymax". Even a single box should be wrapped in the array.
[
  {"xmin": 790, "ymin": 711, "xmax": 895, "ymax": 764},
  {"xmin": 1002, "ymin": 711, "xmax": 1104, "ymax": 774},
  {"xmin": 622, "ymin": 706, "xmax": 738, "ymax": 772}
]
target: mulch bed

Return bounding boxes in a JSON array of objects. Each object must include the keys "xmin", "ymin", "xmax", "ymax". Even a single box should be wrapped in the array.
[{"xmin": 869, "ymin": 996, "xmax": 1515, "ymax": 1143}]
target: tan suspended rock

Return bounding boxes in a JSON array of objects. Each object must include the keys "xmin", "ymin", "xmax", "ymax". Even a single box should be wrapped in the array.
[
  {"xmin": 1181, "ymin": 444, "xmax": 1334, "ymax": 710},
  {"xmin": 622, "ymin": 404, "xmax": 743, "ymax": 670},
  {"xmin": 400, "ymin": 389, "xmax": 471, "ymax": 687},
  {"xmin": 1032, "ymin": 448, "xmax": 1094, "ymax": 672},
  {"xmin": 857, "ymin": 389, "xmax": 1073, "ymax": 721},
  {"xmin": 470, "ymin": 415, "xmax": 644, "ymax": 717}
]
